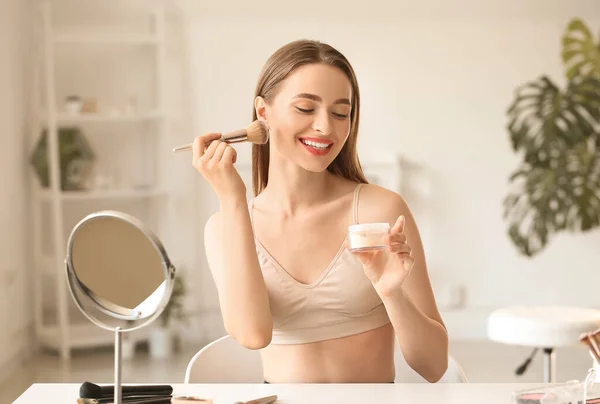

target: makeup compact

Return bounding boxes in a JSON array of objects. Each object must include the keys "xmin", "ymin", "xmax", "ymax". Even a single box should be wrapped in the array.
[
  {"xmin": 347, "ymin": 223, "xmax": 390, "ymax": 252},
  {"xmin": 511, "ymin": 368, "xmax": 597, "ymax": 404}
]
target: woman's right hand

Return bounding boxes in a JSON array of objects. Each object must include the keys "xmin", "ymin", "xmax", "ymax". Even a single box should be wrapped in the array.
[{"xmin": 192, "ymin": 133, "xmax": 247, "ymax": 202}]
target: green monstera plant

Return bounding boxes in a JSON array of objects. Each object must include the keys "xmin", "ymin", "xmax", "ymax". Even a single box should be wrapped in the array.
[
  {"xmin": 159, "ymin": 273, "xmax": 187, "ymax": 328},
  {"xmin": 504, "ymin": 18, "xmax": 600, "ymax": 257}
]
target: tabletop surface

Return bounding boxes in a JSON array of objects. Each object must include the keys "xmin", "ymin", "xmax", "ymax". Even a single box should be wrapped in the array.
[{"xmin": 13, "ymin": 382, "xmax": 550, "ymax": 404}]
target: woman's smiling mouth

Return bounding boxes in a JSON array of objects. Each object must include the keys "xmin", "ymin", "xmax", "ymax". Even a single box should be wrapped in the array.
[{"xmin": 298, "ymin": 137, "xmax": 334, "ymax": 156}]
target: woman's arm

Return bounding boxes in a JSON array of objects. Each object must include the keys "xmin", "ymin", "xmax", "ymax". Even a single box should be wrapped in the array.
[
  {"xmin": 193, "ymin": 132, "xmax": 272, "ymax": 350},
  {"xmin": 204, "ymin": 200, "xmax": 273, "ymax": 349},
  {"xmin": 356, "ymin": 186, "xmax": 449, "ymax": 382}
]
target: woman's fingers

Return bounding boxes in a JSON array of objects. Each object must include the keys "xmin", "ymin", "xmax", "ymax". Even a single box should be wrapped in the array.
[
  {"xmin": 390, "ymin": 215, "xmax": 405, "ymax": 235},
  {"xmin": 402, "ymin": 255, "xmax": 415, "ymax": 271},
  {"xmin": 389, "ymin": 243, "xmax": 411, "ymax": 255},
  {"xmin": 193, "ymin": 133, "xmax": 221, "ymax": 159},
  {"xmin": 387, "ymin": 233, "xmax": 407, "ymax": 244},
  {"xmin": 201, "ymin": 138, "xmax": 223, "ymax": 162},
  {"xmin": 223, "ymin": 146, "xmax": 237, "ymax": 164},
  {"xmin": 211, "ymin": 141, "xmax": 229, "ymax": 163},
  {"xmin": 192, "ymin": 133, "xmax": 222, "ymax": 170}
]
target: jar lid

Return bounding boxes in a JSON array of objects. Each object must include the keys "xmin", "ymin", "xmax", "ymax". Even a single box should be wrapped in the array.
[{"xmin": 348, "ymin": 223, "xmax": 391, "ymax": 233}]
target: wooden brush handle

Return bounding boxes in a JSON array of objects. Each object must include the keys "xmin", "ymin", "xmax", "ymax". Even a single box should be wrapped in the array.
[
  {"xmin": 172, "ymin": 143, "xmax": 194, "ymax": 152},
  {"xmin": 172, "ymin": 129, "xmax": 249, "ymax": 153},
  {"xmin": 172, "ymin": 137, "xmax": 223, "ymax": 153}
]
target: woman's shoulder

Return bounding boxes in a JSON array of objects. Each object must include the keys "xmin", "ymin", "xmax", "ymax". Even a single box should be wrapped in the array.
[{"xmin": 357, "ymin": 183, "xmax": 410, "ymax": 224}]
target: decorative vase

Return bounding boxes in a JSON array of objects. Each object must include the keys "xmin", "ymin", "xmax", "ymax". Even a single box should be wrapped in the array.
[
  {"xmin": 64, "ymin": 96, "xmax": 82, "ymax": 115},
  {"xmin": 149, "ymin": 327, "xmax": 172, "ymax": 359},
  {"xmin": 122, "ymin": 338, "xmax": 136, "ymax": 360}
]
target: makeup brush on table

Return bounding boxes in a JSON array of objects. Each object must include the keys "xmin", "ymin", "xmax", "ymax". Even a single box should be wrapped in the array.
[
  {"xmin": 579, "ymin": 331, "xmax": 600, "ymax": 364},
  {"xmin": 172, "ymin": 120, "xmax": 269, "ymax": 152},
  {"xmin": 77, "ymin": 396, "xmax": 173, "ymax": 404},
  {"xmin": 79, "ymin": 381, "xmax": 173, "ymax": 399}
]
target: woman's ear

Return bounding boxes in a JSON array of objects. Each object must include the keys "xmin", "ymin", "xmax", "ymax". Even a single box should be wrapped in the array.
[{"xmin": 254, "ymin": 96, "xmax": 269, "ymax": 124}]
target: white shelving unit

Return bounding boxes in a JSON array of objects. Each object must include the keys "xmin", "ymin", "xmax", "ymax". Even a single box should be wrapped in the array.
[
  {"xmin": 40, "ymin": 111, "xmax": 164, "ymax": 124},
  {"xmin": 53, "ymin": 33, "xmax": 160, "ymax": 45},
  {"xmin": 30, "ymin": 1, "xmax": 176, "ymax": 360}
]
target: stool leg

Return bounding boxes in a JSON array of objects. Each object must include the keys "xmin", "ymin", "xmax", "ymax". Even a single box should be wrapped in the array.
[{"xmin": 543, "ymin": 348, "xmax": 556, "ymax": 383}]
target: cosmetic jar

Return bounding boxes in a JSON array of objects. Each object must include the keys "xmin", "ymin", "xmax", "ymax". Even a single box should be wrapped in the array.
[{"xmin": 347, "ymin": 223, "xmax": 390, "ymax": 252}]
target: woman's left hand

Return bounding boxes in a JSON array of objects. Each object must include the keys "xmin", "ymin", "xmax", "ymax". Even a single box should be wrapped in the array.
[{"xmin": 350, "ymin": 215, "xmax": 415, "ymax": 297}]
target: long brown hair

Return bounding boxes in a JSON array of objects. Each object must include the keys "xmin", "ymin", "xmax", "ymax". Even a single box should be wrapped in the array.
[{"xmin": 251, "ymin": 39, "xmax": 369, "ymax": 196}]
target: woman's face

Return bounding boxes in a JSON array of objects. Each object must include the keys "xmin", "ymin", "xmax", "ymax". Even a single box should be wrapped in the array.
[{"xmin": 257, "ymin": 63, "xmax": 353, "ymax": 173}]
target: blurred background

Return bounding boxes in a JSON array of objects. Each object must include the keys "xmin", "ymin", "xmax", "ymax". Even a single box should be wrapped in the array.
[{"xmin": 2, "ymin": 0, "xmax": 600, "ymax": 401}]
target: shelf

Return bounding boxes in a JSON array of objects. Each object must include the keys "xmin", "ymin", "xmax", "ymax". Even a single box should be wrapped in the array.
[
  {"xmin": 39, "ymin": 323, "xmax": 115, "ymax": 350},
  {"xmin": 53, "ymin": 33, "xmax": 159, "ymax": 46},
  {"xmin": 38, "ymin": 321, "xmax": 152, "ymax": 351},
  {"xmin": 34, "ymin": 2, "xmax": 174, "ymax": 359},
  {"xmin": 37, "ymin": 188, "xmax": 168, "ymax": 201},
  {"xmin": 39, "ymin": 111, "xmax": 164, "ymax": 124}
]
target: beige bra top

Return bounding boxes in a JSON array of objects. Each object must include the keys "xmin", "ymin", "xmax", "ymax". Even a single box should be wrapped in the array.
[{"xmin": 249, "ymin": 183, "xmax": 391, "ymax": 345}]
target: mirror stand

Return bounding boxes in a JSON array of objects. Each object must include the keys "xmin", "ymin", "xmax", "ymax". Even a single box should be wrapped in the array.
[
  {"xmin": 114, "ymin": 326, "xmax": 122, "ymax": 404},
  {"xmin": 64, "ymin": 210, "xmax": 176, "ymax": 403}
]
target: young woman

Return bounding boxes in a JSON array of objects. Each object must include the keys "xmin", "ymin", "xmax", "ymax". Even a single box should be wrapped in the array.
[{"xmin": 193, "ymin": 39, "xmax": 448, "ymax": 383}]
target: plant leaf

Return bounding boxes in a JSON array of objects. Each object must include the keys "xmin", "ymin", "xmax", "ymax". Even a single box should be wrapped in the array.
[
  {"xmin": 159, "ymin": 274, "xmax": 187, "ymax": 327},
  {"xmin": 504, "ymin": 18, "xmax": 600, "ymax": 257},
  {"xmin": 562, "ymin": 141, "xmax": 600, "ymax": 231},
  {"xmin": 504, "ymin": 141, "xmax": 600, "ymax": 256},
  {"xmin": 506, "ymin": 76, "xmax": 600, "ymax": 160},
  {"xmin": 562, "ymin": 18, "xmax": 600, "ymax": 80}
]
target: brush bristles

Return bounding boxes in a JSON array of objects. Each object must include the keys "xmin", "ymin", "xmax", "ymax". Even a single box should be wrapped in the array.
[
  {"xmin": 172, "ymin": 120, "xmax": 268, "ymax": 152},
  {"xmin": 580, "ymin": 331, "xmax": 600, "ymax": 364},
  {"xmin": 246, "ymin": 120, "xmax": 269, "ymax": 144}
]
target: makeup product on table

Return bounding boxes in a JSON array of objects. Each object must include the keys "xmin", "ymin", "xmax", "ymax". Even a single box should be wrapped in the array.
[
  {"xmin": 172, "ymin": 120, "xmax": 269, "ymax": 153},
  {"xmin": 233, "ymin": 394, "xmax": 278, "ymax": 404},
  {"xmin": 514, "ymin": 392, "xmax": 556, "ymax": 404},
  {"xmin": 515, "ymin": 393, "xmax": 600, "ymax": 404},
  {"xmin": 170, "ymin": 394, "xmax": 277, "ymax": 404},
  {"xmin": 169, "ymin": 396, "xmax": 212, "ymax": 403},
  {"xmin": 79, "ymin": 381, "xmax": 173, "ymax": 401},
  {"xmin": 78, "ymin": 396, "xmax": 173, "ymax": 404},
  {"xmin": 347, "ymin": 223, "xmax": 390, "ymax": 252},
  {"xmin": 512, "ymin": 363, "xmax": 599, "ymax": 404}
]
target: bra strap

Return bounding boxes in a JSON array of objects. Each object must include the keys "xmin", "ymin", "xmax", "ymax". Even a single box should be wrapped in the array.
[{"xmin": 353, "ymin": 183, "xmax": 364, "ymax": 225}]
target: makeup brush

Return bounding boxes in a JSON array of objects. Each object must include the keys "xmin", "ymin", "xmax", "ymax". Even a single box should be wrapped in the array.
[
  {"xmin": 579, "ymin": 332, "xmax": 600, "ymax": 364},
  {"xmin": 589, "ymin": 331, "xmax": 600, "ymax": 360},
  {"xmin": 79, "ymin": 381, "xmax": 173, "ymax": 399},
  {"xmin": 77, "ymin": 397, "xmax": 172, "ymax": 404},
  {"xmin": 172, "ymin": 120, "xmax": 268, "ymax": 153}
]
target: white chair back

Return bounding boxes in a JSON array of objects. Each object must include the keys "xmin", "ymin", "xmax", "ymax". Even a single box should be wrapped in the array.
[
  {"xmin": 184, "ymin": 335, "xmax": 264, "ymax": 383},
  {"xmin": 185, "ymin": 335, "xmax": 468, "ymax": 383}
]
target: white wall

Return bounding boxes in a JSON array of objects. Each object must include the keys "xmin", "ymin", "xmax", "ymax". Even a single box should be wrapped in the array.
[
  {"xmin": 179, "ymin": 0, "xmax": 600, "ymax": 341},
  {"xmin": 0, "ymin": 0, "xmax": 34, "ymax": 382},
  {"xmin": 6, "ymin": 0, "xmax": 600, "ymax": 359}
]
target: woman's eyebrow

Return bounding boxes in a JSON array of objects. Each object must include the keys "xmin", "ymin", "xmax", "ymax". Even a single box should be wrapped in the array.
[{"xmin": 292, "ymin": 93, "xmax": 351, "ymax": 105}]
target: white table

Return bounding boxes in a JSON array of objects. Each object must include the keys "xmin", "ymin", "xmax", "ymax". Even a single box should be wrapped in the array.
[{"xmin": 14, "ymin": 382, "xmax": 545, "ymax": 404}]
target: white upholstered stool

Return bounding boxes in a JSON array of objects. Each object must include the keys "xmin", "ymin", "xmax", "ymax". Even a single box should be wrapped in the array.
[{"xmin": 487, "ymin": 306, "xmax": 600, "ymax": 383}]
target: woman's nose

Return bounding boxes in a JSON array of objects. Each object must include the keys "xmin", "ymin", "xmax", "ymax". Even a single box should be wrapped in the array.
[{"xmin": 313, "ymin": 110, "xmax": 333, "ymax": 136}]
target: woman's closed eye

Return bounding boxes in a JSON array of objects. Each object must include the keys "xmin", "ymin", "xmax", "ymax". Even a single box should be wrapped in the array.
[
  {"xmin": 295, "ymin": 106, "xmax": 314, "ymax": 114},
  {"xmin": 295, "ymin": 106, "xmax": 349, "ymax": 119}
]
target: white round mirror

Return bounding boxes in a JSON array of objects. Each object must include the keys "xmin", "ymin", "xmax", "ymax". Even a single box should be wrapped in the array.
[{"xmin": 65, "ymin": 210, "xmax": 176, "ymax": 404}]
